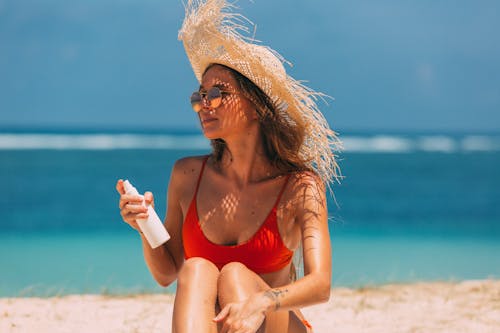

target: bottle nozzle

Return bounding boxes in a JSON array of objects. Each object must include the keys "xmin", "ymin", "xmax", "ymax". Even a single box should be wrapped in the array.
[{"xmin": 123, "ymin": 179, "xmax": 139, "ymax": 195}]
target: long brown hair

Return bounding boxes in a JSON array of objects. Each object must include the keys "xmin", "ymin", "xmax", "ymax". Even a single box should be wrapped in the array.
[{"xmin": 205, "ymin": 63, "xmax": 313, "ymax": 175}]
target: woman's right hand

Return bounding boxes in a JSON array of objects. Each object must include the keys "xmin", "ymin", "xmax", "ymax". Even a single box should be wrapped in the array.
[{"xmin": 116, "ymin": 179, "xmax": 152, "ymax": 232}]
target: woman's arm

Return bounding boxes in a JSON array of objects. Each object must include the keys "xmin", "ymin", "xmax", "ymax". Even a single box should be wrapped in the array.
[
  {"xmin": 259, "ymin": 172, "xmax": 331, "ymax": 311},
  {"xmin": 116, "ymin": 160, "xmax": 187, "ymax": 287}
]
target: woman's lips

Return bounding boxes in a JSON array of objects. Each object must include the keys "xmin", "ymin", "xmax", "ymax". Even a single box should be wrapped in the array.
[{"xmin": 201, "ymin": 117, "xmax": 218, "ymax": 124}]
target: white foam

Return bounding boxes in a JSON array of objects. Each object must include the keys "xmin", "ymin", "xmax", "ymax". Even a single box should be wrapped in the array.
[
  {"xmin": 461, "ymin": 136, "xmax": 499, "ymax": 151},
  {"xmin": 0, "ymin": 133, "xmax": 498, "ymax": 152},
  {"xmin": 343, "ymin": 134, "xmax": 500, "ymax": 153},
  {"xmin": 342, "ymin": 135, "xmax": 413, "ymax": 153},
  {"xmin": 0, "ymin": 134, "xmax": 210, "ymax": 150},
  {"xmin": 417, "ymin": 136, "xmax": 458, "ymax": 152}
]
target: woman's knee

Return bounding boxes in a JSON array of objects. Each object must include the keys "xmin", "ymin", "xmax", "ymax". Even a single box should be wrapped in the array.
[
  {"xmin": 218, "ymin": 262, "xmax": 250, "ymax": 285},
  {"xmin": 218, "ymin": 262, "xmax": 267, "ymax": 303},
  {"xmin": 177, "ymin": 257, "xmax": 219, "ymax": 287}
]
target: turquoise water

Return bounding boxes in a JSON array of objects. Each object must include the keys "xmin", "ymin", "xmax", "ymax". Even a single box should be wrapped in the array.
[
  {"xmin": 0, "ymin": 231, "xmax": 167, "ymax": 297},
  {"xmin": 1, "ymin": 131, "xmax": 499, "ymax": 296},
  {"xmin": 1, "ymin": 230, "xmax": 499, "ymax": 297}
]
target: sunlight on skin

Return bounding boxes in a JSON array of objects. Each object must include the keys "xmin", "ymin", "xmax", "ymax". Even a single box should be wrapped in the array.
[
  {"xmin": 197, "ymin": 172, "xmax": 325, "ymax": 254},
  {"xmin": 199, "ymin": 204, "xmax": 217, "ymax": 222},
  {"xmin": 199, "ymin": 191, "xmax": 265, "ymax": 246},
  {"xmin": 196, "ymin": 66, "xmax": 258, "ymax": 141},
  {"xmin": 199, "ymin": 192, "xmax": 241, "ymax": 244},
  {"xmin": 221, "ymin": 192, "xmax": 239, "ymax": 222}
]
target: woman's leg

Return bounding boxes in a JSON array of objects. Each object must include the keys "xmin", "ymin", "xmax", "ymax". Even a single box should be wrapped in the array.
[
  {"xmin": 172, "ymin": 257, "xmax": 220, "ymax": 333},
  {"xmin": 217, "ymin": 262, "xmax": 310, "ymax": 333}
]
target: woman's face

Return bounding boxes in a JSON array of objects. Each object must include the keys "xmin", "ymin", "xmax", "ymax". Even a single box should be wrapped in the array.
[{"xmin": 196, "ymin": 65, "xmax": 258, "ymax": 140}]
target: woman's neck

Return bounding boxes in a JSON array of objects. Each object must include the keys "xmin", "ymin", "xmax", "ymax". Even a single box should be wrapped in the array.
[{"xmin": 219, "ymin": 128, "xmax": 276, "ymax": 187}]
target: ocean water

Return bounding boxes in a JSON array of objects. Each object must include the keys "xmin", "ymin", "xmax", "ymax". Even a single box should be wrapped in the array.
[{"xmin": 1, "ymin": 130, "xmax": 500, "ymax": 297}]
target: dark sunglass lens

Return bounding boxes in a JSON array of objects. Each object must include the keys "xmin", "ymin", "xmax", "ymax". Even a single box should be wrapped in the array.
[
  {"xmin": 207, "ymin": 87, "xmax": 222, "ymax": 100},
  {"xmin": 207, "ymin": 87, "xmax": 223, "ymax": 108},
  {"xmin": 190, "ymin": 92, "xmax": 202, "ymax": 104},
  {"xmin": 190, "ymin": 92, "xmax": 202, "ymax": 112}
]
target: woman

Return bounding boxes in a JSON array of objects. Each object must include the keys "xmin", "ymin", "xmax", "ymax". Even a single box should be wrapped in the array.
[{"xmin": 117, "ymin": 1, "xmax": 340, "ymax": 332}]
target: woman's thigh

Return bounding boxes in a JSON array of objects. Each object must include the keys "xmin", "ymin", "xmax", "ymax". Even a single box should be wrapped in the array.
[{"xmin": 217, "ymin": 262, "xmax": 311, "ymax": 333}]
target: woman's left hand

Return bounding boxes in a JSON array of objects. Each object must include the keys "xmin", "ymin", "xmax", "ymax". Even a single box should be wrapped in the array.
[{"xmin": 213, "ymin": 293, "xmax": 269, "ymax": 333}]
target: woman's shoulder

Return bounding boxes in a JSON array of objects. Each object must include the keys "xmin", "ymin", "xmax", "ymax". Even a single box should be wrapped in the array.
[
  {"xmin": 283, "ymin": 170, "xmax": 326, "ymax": 206},
  {"xmin": 288, "ymin": 170, "xmax": 325, "ymax": 192},
  {"xmin": 173, "ymin": 154, "xmax": 209, "ymax": 168},
  {"xmin": 171, "ymin": 154, "xmax": 210, "ymax": 179},
  {"xmin": 168, "ymin": 155, "xmax": 210, "ymax": 199},
  {"xmin": 283, "ymin": 171, "xmax": 327, "ymax": 224}
]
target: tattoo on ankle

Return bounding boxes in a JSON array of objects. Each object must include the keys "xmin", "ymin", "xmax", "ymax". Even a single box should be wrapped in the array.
[{"xmin": 264, "ymin": 288, "xmax": 289, "ymax": 311}]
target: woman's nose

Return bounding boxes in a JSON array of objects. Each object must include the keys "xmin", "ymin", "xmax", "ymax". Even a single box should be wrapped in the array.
[
  {"xmin": 200, "ymin": 97, "xmax": 213, "ymax": 112},
  {"xmin": 201, "ymin": 97, "xmax": 210, "ymax": 108}
]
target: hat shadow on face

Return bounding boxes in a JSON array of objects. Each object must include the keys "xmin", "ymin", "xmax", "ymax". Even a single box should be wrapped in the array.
[{"xmin": 198, "ymin": 66, "xmax": 259, "ymax": 139}]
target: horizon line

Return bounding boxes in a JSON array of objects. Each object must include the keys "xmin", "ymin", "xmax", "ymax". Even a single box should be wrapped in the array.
[{"xmin": 1, "ymin": 125, "xmax": 499, "ymax": 136}]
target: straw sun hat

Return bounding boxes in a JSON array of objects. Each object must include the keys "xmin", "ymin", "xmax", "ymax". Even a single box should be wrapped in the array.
[{"xmin": 178, "ymin": 0, "xmax": 342, "ymax": 184}]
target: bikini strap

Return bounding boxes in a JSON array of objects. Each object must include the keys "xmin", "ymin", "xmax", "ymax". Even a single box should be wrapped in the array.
[
  {"xmin": 273, "ymin": 174, "xmax": 291, "ymax": 208},
  {"xmin": 193, "ymin": 155, "xmax": 210, "ymax": 196}
]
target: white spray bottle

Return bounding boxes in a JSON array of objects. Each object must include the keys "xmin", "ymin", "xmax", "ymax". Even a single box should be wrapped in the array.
[{"xmin": 123, "ymin": 180, "xmax": 170, "ymax": 248}]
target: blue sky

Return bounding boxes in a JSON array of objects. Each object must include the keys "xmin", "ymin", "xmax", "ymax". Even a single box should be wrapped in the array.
[{"xmin": 0, "ymin": 0, "xmax": 499, "ymax": 132}]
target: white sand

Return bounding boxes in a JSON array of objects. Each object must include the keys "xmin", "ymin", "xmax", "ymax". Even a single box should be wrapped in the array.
[{"xmin": 1, "ymin": 280, "xmax": 499, "ymax": 333}]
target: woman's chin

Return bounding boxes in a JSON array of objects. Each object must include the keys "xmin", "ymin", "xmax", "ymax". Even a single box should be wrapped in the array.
[{"xmin": 201, "ymin": 127, "xmax": 221, "ymax": 140}]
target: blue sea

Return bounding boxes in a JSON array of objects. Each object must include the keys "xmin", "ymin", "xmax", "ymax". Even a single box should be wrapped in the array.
[{"xmin": 1, "ymin": 129, "xmax": 499, "ymax": 297}]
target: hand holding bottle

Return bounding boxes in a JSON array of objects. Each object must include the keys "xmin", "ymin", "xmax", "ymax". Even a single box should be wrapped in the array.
[{"xmin": 116, "ymin": 179, "xmax": 170, "ymax": 248}]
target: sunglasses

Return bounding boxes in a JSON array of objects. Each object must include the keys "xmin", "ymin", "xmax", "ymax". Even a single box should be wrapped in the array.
[{"xmin": 190, "ymin": 87, "xmax": 233, "ymax": 113}]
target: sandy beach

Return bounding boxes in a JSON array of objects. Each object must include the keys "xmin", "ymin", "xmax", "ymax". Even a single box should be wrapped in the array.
[{"xmin": 1, "ymin": 280, "xmax": 499, "ymax": 333}]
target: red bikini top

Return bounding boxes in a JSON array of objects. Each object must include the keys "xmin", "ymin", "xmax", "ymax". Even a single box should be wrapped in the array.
[{"xmin": 182, "ymin": 156, "xmax": 294, "ymax": 274}]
